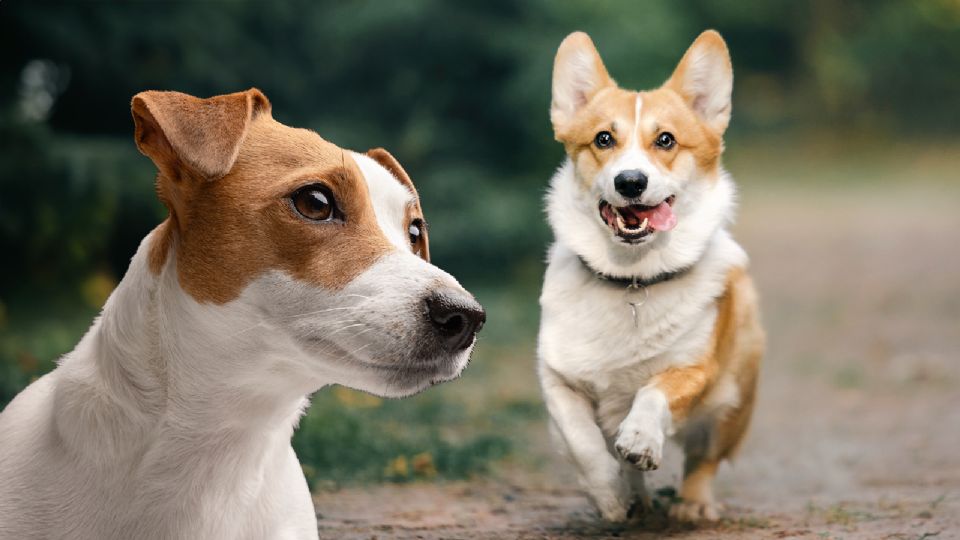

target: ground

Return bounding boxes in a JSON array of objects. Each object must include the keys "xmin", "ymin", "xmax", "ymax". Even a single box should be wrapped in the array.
[{"xmin": 317, "ymin": 139, "xmax": 960, "ymax": 539}]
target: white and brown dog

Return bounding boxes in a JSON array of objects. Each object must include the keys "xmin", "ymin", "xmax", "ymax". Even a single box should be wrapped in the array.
[
  {"xmin": 0, "ymin": 89, "xmax": 484, "ymax": 539},
  {"xmin": 538, "ymin": 31, "xmax": 764, "ymax": 522}
]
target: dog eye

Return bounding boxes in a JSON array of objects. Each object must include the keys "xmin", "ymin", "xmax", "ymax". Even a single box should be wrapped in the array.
[
  {"xmin": 409, "ymin": 218, "xmax": 424, "ymax": 245},
  {"xmin": 655, "ymin": 132, "xmax": 676, "ymax": 150},
  {"xmin": 291, "ymin": 184, "xmax": 337, "ymax": 221},
  {"xmin": 594, "ymin": 131, "xmax": 615, "ymax": 149}
]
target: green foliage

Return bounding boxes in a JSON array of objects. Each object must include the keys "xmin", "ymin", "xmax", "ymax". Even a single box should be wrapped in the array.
[
  {"xmin": 0, "ymin": 119, "xmax": 161, "ymax": 293},
  {"xmin": 0, "ymin": 296, "xmax": 96, "ymax": 406},
  {"xmin": 293, "ymin": 388, "xmax": 512, "ymax": 488},
  {"xmin": 2, "ymin": 0, "xmax": 958, "ymax": 288},
  {"xmin": 1, "ymin": 0, "xmax": 958, "ymax": 485}
]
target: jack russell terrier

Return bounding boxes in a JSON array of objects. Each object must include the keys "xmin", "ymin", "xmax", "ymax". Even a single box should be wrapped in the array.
[
  {"xmin": 0, "ymin": 88, "xmax": 485, "ymax": 539},
  {"xmin": 538, "ymin": 31, "xmax": 765, "ymax": 523}
]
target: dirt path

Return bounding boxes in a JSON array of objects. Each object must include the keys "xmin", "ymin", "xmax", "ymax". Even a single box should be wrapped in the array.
[{"xmin": 315, "ymin": 179, "xmax": 960, "ymax": 539}]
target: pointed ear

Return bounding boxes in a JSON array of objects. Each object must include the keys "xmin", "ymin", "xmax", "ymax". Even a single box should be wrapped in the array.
[
  {"xmin": 366, "ymin": 148, "xmax": 430, "ymax": 262},
  {"xmin": 665, "ymin": 30, "xmax": 733, "ymax": 134},
  {"xmin": 551, "ymin": 32, "xmax": 614, "ymax": 135},
  {"xmin": 131, "ymin": 88, "xmax": 271, "ymax": 181}
]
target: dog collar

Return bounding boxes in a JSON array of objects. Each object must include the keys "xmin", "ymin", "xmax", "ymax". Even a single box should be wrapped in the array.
[{"xmin": 577, "ymin": 255, "xmax": 693, "ymax": 288}]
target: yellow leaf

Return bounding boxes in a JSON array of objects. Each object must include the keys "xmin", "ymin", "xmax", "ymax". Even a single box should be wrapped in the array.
[
  {"xmin": 333, "ymin": 387, "xmax": 382, "ymax": 409},
  {"xmin": 383, "ymin": 455, "xmax": 409, "ymax": 479},
  {"xmin": 411, "ymin": 452, "xmax": 437, "ymax": 478},
  {"xmin": 81, "ymin": 271, "xmax": 117, "ymax": 309}
]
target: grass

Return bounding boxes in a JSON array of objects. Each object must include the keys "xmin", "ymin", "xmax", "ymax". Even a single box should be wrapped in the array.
[
  {"xmin": 5, "ymin": 135, "xmax": 959, "ymax": 492},
  {"xmin": 0, "ymin": 291, "xmax": 99, "ymax": 406},
  {"xmin": 293, "ymin": 387, "xmax": 513, "ymax": 488},
  {"xmin": 0, "ymin": 280, "xmax": 546, "ymax": 490}
]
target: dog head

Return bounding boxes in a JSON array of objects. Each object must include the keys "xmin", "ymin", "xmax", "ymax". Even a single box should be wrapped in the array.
[
  {"xmin": 131, "ymin": 89, "xmax": 484, "ymax": 397},
  {"xmin": 548, "ymin": 31, "xmax": 736, "ymax": 273}
]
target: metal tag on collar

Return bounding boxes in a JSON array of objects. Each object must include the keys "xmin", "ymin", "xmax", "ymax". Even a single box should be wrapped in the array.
[{"xmin": 625, "ymin": 277, "xmax": 649, "ymax": 328}]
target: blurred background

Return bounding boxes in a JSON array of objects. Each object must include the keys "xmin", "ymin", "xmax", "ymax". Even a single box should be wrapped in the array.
[{"xmin": 2, "ymin": 1, "xmax": 959, "ymax": 534}]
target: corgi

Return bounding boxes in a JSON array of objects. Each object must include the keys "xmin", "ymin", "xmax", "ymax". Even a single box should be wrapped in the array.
[
  {"xmin": 537, "ymin": 31, "xmax": 764, "ymax": 522},
  {"xmin": 0, "ymin": 89, "xmax": 484, "ymax": 539}
]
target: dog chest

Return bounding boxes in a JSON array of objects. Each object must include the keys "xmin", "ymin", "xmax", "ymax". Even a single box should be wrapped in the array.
[{"xmin": 538, "ymin": 257, "xmax": 720, "ymax": 392}]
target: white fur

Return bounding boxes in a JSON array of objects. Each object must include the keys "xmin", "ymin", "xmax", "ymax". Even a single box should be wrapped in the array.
[
  {"xmin": 351, "ymin": 152, "xmax": 414, "ymax": 250},
  {"xmin": 551, "ymin": 46, "xmax": 605, "ymax": 128},
  {"xmin": 0, "ymin": 159, "xmax": 474, "ymax": 539},
  {"xmin": 538, "ymin": 120, "xmax": 747, "ymax": 521},
  {"xmin": 674, "ymin": 43, "xmax": 733, "ymax": 132}
]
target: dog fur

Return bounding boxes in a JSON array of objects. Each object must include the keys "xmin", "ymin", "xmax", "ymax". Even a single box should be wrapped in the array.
[
  {"xmin": 538, "ymin": 31, "xmax": 765, "ymax": 522},
  {"xmin": 0, "ymin": 89, "xmax": 483, "ymax": 539}
]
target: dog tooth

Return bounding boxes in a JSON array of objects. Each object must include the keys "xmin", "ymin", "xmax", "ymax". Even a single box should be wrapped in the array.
[{"xmin": 640, "ymin": 217, "xmax": 649, "ymax": 230}]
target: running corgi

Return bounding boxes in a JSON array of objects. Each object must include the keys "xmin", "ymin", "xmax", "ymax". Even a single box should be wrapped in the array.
[{"xmin": 538, "ymin": 30, "xmax": 764, "ymax": 522}]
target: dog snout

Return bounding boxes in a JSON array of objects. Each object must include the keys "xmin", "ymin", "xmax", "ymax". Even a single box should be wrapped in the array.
[
  {"xmin": 425, "ymin": 288, "xmax": 485, "ymax": 353},
  {"xmin": 614, "ymin": 169, "xmax": 648, "ymax": 199}
]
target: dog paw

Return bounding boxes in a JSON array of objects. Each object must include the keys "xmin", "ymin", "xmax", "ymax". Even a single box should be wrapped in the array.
[
  {"xmin": 614, "ymin": 425, "xmax": 663, "ymax": 471},
  {"xmin": 595, "ymin": 497, "xmax": 631, "ymax": 523},
  {"xmin": 585, "ymin": 474, "xmax": 632, "ymax": 523},
  {"xmin": 669, "ymin": 500, "xmax": 722, "ymax": 522}
]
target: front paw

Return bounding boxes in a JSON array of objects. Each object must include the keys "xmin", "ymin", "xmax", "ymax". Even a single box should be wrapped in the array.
[
  {"xmin": 583, "ymin": 470, "xmax": 632, "ymax": 522},
  {"xmin": 593, "ymin": 492, "xmax": 631, "ymax": 523},
  {"xmin": 614, "ymin": 424, "xmax": 664, "ymax": 471}
]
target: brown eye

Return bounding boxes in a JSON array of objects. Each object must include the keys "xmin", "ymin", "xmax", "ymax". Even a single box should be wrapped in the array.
[
  {"xmin": 594, "ymin": 131, "xmax": 615, "ymax": 149},
  {"xmin": 409, "ymin": 218, "xmax": 424, "ymax": 245},
  {"xmin": 291, "ymin": 184, "xmax": 337, "ymax": 221},
  {"xmin": 655, "ymin": 132, "xmax": 676, "ymax": 150}
]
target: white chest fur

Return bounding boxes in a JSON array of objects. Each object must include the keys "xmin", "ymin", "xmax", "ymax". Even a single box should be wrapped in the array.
[{"xmin": 538, "ymin": 230, "xmax": 746, "ymax": 399}]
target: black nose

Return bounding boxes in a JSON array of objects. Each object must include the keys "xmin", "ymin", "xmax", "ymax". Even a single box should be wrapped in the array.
[
  {"xmin": 425, "ymin": 289, "xmax": 486, "ymax": 353},
  {"xmin": 614, "ymin": 169, "xmax": 648, "ymax": 199}
]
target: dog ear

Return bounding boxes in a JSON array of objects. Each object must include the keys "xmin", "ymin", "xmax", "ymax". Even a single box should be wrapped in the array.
[
  {"xmin": 366, "ymin": 148, "xmax": 430, "ymax": 262},
  {"xmin": 665, "ymin": 30, "xmax": 733, "ymax": 134},
  {"xmin": 131, "ymin": 88, "xmax": 271, "ymax": 181},
  {"xmin": 551, "ymin": 32, "xmax": 614, "ymax": 136}
]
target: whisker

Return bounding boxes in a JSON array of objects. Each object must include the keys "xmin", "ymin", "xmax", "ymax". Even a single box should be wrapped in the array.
[
  {"xmin": 223, "ymin": 321, "xmax": 265, "ymax": 339},
  {"xmin": 326, "ymin": 322, "xmax": 367, "ymax": 337},
  {"xmin": 345, "ymin": 342, "xmax": 372, "ymax": 359}
]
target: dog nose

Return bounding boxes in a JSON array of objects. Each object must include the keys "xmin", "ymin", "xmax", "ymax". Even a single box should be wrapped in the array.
[
  {"xmin": 425, "ymin": 289, "xmax": 486, "ymax": 353},
  {"xmin": 614, "ymin": 169, "xmax": 648, "ymax": 199}
]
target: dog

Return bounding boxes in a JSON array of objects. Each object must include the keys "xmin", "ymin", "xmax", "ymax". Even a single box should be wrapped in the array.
[
  {"xmin": 0, "ymin": 88, "xmax": 485, "ymax": 539},
  {"xmin": 537, "ymin": 30, "xmax": 764, "ymax": 523}
]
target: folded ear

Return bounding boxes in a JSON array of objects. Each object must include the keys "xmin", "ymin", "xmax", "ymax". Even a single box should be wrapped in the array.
[
  {"xmin": 131, "ymin": 88, "xmax": 271, "ymax": 181},
  {"xmin": 551, "ymin": 32, "xmax": 614, "ymax": 135},
  {"xmin": 665, "ymin": 30, "xmax": 733, "ymax": 134},
  {"xmin": 366, "ymin": 147, "xmax": 430, "ymax": 262},
  {"xmin": 366, "ymin": 148, "xmax": 416, "ymax": 195}
]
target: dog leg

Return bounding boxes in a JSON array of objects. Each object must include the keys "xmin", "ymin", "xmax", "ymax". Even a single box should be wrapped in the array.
[
  {"xmin": 614, "ymin": 386, "xmax": 670, "ymax": 472},
  {"xmin": 645, "ymin": 362, "xmax": 731, "ymax": 522},
  {"xmin": 670, "ymin": 456, "xmax": 722, "ymax": 521},
  {"xmin": 625, "ymin": 467, "xmax": 653, "ymax": 514},
  {"xmin": 674, "ymin": 366, "xmax": 758, "ymax": 523},
  {"xmin": 540, "ymin": 366, "xmax": 631, "ymax": 522}
]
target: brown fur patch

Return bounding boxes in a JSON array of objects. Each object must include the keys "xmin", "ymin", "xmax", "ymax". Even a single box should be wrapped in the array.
[
  {"xmin": 639, "ymin": 89, "xmax": 722, "ymax": 173},
  {"xmin": 147, "ymin": 218, "xmax": 175, "ymax": 275},
  {"xmin": 670, "ymin": 267, "xmax": 764, "ymax": 503},
  {"xmin": 652, "ymin": 267, "xmax": 764, "ymax": 425},
  {"xmin": 134, "ymin": 89, "xmax": 399, "ymax": 304}
]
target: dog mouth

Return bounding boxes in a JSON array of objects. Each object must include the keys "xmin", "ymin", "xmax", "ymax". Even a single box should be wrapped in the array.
[{"xmin": 598, "ymin": 196, "xmax": 677, "ymax": 243}]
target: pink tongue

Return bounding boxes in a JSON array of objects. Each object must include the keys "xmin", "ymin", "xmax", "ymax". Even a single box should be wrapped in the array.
[{"xmin": 628, "ymin": 202, "xmax": 677, "ymax": 231}]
